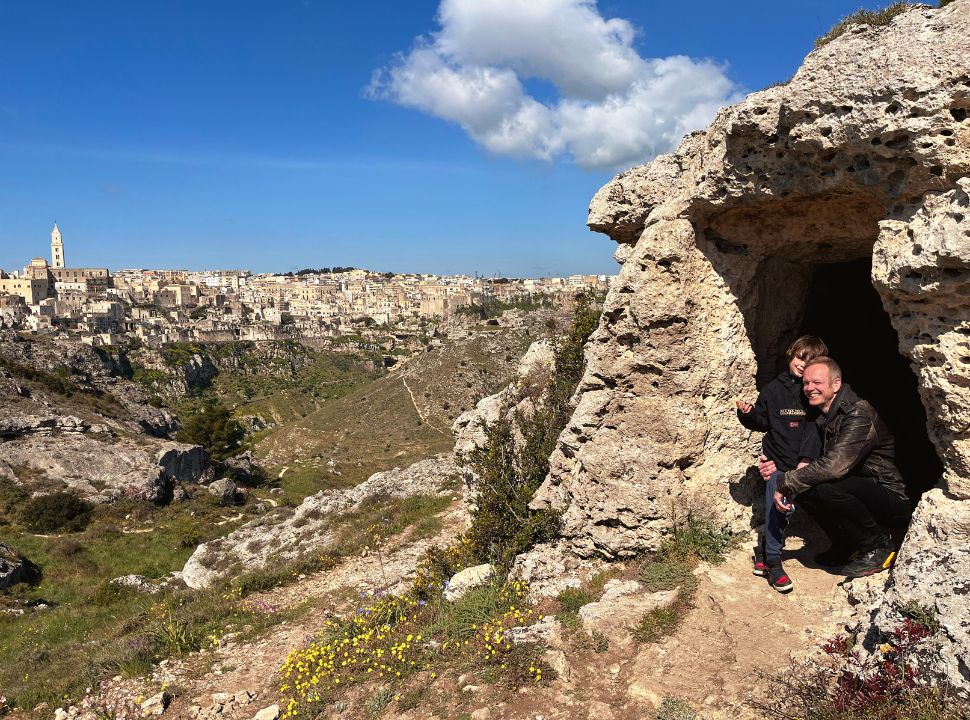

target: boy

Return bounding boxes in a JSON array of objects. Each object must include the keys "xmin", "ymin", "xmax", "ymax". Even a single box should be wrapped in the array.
[{"xmin": 736, "ymin": 335, "xmax": 827, "ymax": 593}]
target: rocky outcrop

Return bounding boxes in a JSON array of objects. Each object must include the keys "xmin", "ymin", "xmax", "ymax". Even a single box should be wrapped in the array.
[
  {"xmin": 871, "ymin": 489, "xmax": 970, "ymax": 696},
  {"xmin": 0, "ymin": 436, "xmax": 210, "ymax": 504},
  {"xmin": 0, "ymin": 333, "xmax": 180, "ymax": 437},
  {"xmin": 0, "ymin": 542, "xmax": 25, "ymax": 590},
  {"xmin": 181, "ymin": 453, "xmax": 458, "ymax": 589},
  {"xmin": 533, "ymin": 2, "xmax": 970, "ymax": 557},
  {"xmin": 524, "ymin": 1, "xmax": 970, "ymax": 694},
  {"xmin": 0, "ymin": 414, "xmax": 94, "ymax": 438},
  {"xmin": 873, "ymin": 177, "xmax": 970, "ymax": 500}
]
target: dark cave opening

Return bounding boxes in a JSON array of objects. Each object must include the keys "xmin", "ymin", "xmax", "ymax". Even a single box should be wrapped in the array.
[{"xmin": 798, "ymin": 257, "xmax": 944, "ymax": 502}]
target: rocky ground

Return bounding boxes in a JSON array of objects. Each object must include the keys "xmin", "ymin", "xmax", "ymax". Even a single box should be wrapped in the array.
[{"xmin": 47, "ymin": 509, "xmax": 878, "ymax": 720}]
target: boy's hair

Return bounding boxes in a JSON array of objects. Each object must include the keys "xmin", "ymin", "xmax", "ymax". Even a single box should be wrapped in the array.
[
  {"xmin": 786, "ymin": 335, "xmax": 829, "ymax": 362},
  {"xmin": 804, "ymin": 356, "xmax": 842, "ymax": 380}
]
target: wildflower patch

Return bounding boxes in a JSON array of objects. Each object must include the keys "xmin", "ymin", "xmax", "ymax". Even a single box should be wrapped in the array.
[{"xmin": 279, "ymin": 554, "xmax": 547, "ymax": 718}]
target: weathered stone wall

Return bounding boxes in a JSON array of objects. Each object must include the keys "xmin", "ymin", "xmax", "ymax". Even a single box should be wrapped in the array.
[
  {"xmin": 874, "ymin": 178, "xmax": 970, "ymax": 500},
  {"xmin": 532, "ymin": 2, "xmax": 970, "ymax": 559},
  {"xmin": 528, "ymin": 0, "xmax": 970, "ymax": 694}
]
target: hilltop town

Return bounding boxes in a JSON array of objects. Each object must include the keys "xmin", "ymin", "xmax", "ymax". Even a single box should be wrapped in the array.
[{"xmin": 0, "ymin": 225, "xmax": 609, "ymax": 347}]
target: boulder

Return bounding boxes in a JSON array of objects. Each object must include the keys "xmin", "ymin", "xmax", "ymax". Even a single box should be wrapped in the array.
[
  {"xmin": 139, "ymin": 691, "xmax": 170, "ymax": 716},
  {"xmin": 578, "ymin": 579, "xmax": 678, "ymax": 648},
  {"xmin": 0, "ymin": 543, "xmax": 25, "ymax": 590},
  {"xmin": 444, "ymin": 564, "xmax": 496, "ymax": 601},
  {"xmin": 110, "ymin": 574, "xmax": 162, "ymax": 594},
  {"xmin": 0, "ymin": 435, "xmax": 210, "ymax": 503},
  {"xmin": 252, "ymin": 705, "xmax": 279, "ymax": 720},
  {"xmin": 207, "ymin": 477, "xmax": 238, "ymax": 505},
  {"xmin": 531, "ymin": 2, "xmax": 970, "ymax": 559},
  {"xmin": 523, "ymin": 0, "xmax": 970, "ymax": 695}
]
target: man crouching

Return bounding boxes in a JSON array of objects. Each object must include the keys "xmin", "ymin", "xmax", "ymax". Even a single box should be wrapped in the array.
[{"xmin": 770, "ymin": 357, "xmax": 912, "ymax": 578}]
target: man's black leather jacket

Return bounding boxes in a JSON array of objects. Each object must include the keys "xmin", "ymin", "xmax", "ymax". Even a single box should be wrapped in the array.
[{"xmin": 780, "ymin": 384, "xmax": 908, "ymax": 500}]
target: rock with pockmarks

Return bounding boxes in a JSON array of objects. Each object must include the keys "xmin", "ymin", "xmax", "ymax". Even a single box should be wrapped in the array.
[{"xmin": 444, "ymin": 563, "xmax": 496, "ymax": 601}]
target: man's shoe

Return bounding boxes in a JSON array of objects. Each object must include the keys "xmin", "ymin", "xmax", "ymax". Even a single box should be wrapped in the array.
[
  {"xmin": 767, "ymin": 562, "xmax": 793, "ymax": 593},
  {"xmin": 843, "ymin": 547, "xmax": 897, "ymax": 578},
  {"xmin": 815, "ymin": 546, "xmax": 856, "ymax": 568}
]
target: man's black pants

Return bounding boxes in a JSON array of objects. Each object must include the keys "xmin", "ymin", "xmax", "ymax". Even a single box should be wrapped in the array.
[{"xmin": 797, "ymin": 475, "xmax": 911, "ymax": 552}]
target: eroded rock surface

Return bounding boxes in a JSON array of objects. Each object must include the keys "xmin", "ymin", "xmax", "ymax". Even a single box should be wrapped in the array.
[
  {"xmin": 0, "ymin": 436, "xmax": 210, "ymax": 503},
  {"xmin": 181, "ymin": 453, "xmax": 458, "ymax": 589},
  {"xmin": 534, "ymin": 2, "xmax": 970, "ymax": 558},
  {"xmin": 527, "ymin": 1, "xmax": 970, "ymax": 694}
]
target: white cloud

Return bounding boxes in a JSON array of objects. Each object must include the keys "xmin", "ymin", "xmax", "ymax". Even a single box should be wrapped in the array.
[{"xmin": 368, "ymin": 0, "xmax": 741, "ymax": 170}]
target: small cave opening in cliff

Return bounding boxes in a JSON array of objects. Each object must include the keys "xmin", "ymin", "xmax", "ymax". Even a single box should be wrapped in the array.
[{"xmin": 792, "ymin": 258, "xmax": 943, "ymax": 501}]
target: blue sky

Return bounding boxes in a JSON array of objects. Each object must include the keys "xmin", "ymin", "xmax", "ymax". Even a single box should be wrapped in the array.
[{"xmin": 0, "ymin": 0, "xmax": 894, "ymax": 277}]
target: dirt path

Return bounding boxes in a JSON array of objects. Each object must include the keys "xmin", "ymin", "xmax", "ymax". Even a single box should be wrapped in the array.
[
  {"xmin": 88, "ymin": 515, "xmax": 873, "ymax": 720},
  {"xmin": 622, "ymin": 533, "xmax": 865, "ymax": 719},
  {"xmin": 400, "ymin": 374, "xmax": 449, "ymax": 436}
]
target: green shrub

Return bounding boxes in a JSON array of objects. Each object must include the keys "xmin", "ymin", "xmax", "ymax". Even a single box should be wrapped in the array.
[
  {"xmin": 557, "ymin": 587, "xmax": 594, "ymax": 615},
  {"xmin": 365, "ymin": 687, "xmax": 394, "ymax": 717},
  {"xmin": 176, "ymin": 401, "xmax": 244, "ymax": 460},
  {"xmin": 660, "ymin": 514, "xmax": 737, "ymax": 564},
  {"xmin": 653, "ymin": 696, "xmax": 697, "ymax": 720},
  {"xmin": 20, "ymin": 492, "xmax": 94, "ymax": 533},
  {"xmin": 638, "ymin": 560, "xmax": 698, "ymax": 594},
  {"xmin": 814, "ymin": 2, "xmax": 916, "ymax": 48},
  {"xmin": 899, "ymin": 601, "xmax": 940, "ymax": 634},
  {"xmin": 462, "ymin": 291, "xmax": 601, "ymax": 567}
]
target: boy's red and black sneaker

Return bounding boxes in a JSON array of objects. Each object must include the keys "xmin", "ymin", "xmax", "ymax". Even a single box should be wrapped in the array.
[
  {"xmin": 767, "ymin": 563, "xmax": 793, "ymax": 593},
  {"xmin": 752, "ymin": 558, "xmax": 768, "ymax": 577}
]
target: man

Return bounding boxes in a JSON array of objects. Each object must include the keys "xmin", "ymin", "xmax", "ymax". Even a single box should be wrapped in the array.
[{"xmin": 762, "ymin": 356, "xmax": 911, "ymax": 578}]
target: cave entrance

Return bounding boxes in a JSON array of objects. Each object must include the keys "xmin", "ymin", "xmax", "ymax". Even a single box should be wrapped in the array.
[{"xmin": 794, "ymin": 258, "xmax": 943, "ymax": 501}]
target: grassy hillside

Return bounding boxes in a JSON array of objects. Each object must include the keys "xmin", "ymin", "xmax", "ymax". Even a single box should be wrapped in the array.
[{"xmin": 252, "ymin": 328, "xmax": 537, "ymax": 502}]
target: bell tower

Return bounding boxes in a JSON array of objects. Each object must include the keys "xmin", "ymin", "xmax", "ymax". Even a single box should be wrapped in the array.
[{"xmin": 51, "ymin": 223, "xmax": 65, "ymax": 269}]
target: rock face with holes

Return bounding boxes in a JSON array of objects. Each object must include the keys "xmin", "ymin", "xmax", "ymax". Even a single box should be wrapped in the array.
[
  {"xmin": 531, "ymin": 1, "xmax": 970, "ymax": 556},
  {"xmin": 522, "ymin": 2, "xmax": 970, "ymax": 694}
]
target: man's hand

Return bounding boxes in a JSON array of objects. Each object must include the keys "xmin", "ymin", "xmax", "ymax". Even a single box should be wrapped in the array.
[
  {"xmin": 758, "ymin": 454, "xmax": 777, "ymax": 481},
  {"xmin": 736, "ymin": 400, "xmax": 753, "ymax": 414},
  {"xmin": 774, "ymin": 490, "xmax": 794, "ymax": 513}
]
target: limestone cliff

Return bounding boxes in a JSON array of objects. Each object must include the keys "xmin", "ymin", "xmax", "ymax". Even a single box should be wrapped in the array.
[{"xmin": 528, "ymin": 1, "xmax": 969, "ymax": 695}]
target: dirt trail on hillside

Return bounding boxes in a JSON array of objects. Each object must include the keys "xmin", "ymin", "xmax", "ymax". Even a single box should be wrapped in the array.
[
  {"xmin": 623, "ymin": 534, "xmax": 859, "ymax": 719},
  {"xmin": 93, "ymin": 515, "xmax": 873, "ymax": 720}
]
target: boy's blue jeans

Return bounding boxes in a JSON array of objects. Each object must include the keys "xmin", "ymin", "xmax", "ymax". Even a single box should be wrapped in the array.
[{"xmin": 765, "ymin": 471, "xmax": 794, "ymax": 562}]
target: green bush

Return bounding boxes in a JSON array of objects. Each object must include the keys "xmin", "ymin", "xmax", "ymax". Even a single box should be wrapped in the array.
[
  {"xmin": 638, "ymin": 560, "xmax": 698, "ymax": 594},
  {"xmin": 176, "ymin": 401, "xmax": 244, "ymax": 460},
  {"xmin": 557, "ymin": 586, "xmax": 594, "ymax": 615},
  {"xmin": 899, "ymin": 601, "xmax": 940, "ymax": 634},
  {"xmin": 660, "ymin": 514, "xmax": 737, "ymax": 564},
  {"xmin": 20, "ymin": 492, "xmax": 94, "ymax": 533},
  {"xmin": 653, "ymin": 696, "xmax": 698, "ymax": 720},
  {"xmin": 814, "ymin": 2, "xmax": 915, "ymax": 48},
  {"xmin": 462, "ymin": 291, "xmax": 601, "ymax": 567}
]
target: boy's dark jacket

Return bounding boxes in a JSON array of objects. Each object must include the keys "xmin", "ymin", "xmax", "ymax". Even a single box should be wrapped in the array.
[{"xmin": 737, "ymin": 371, "xmax": 821, "ymax": 471}]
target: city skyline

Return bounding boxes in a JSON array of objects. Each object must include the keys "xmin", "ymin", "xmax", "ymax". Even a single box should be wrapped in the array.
[{"xmin": 0, "ymin": 1, "xmax": 895, "ymax": 276}]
